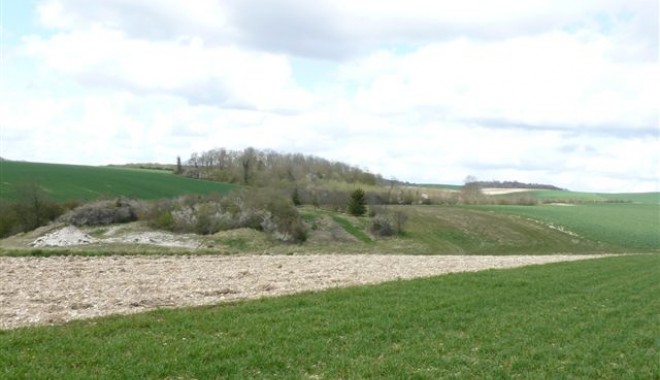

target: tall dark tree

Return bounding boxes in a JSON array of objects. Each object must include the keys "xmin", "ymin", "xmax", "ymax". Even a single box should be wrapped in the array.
[
  {"xmin": 348, "ymin": 188, "xmax": 367, "ymax": 216},
  {"xmin": 175, "ymin": 156, "xmax": 183, "ymax": 174}
]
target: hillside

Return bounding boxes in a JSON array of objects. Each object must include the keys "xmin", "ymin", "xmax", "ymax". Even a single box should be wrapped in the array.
[
  {"xmin": 4, "ymin": 203, "xmax": 654, "ymax": 255},
  {"xmin": 1, "ymin": 160, "xmax": 657, "ymax": 254},
  {"xmin": 0, "ymin": 161, "xmax": 237, "ymax": 203},
  {"xmin": 469, "ymin": 180, "xmax": 564, "ymax": 190}
]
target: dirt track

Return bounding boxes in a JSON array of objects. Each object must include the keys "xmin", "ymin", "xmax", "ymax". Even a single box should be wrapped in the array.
[{"xmin": 1, "ymin": 254, "xmax": 606, "ymax": 329}]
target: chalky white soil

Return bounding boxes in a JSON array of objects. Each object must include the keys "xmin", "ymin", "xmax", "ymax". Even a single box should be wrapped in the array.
[{"xmin": 0, "ymin": 254, "xmax": 606, "ymax": 329}]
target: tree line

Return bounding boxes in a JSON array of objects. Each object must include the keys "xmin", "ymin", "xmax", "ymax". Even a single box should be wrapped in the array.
[
  {"xmin": 466, "ymin": 179, "xmax": 564, "ymax": 191},
  {"xmin": 182, "ymin": 147, "xmax": 381, "ymax": 187}
]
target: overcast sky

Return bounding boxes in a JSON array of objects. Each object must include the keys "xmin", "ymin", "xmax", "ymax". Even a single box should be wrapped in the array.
[{"xmin": 2, "ymin": 0, "xmax": 658, "ymax": 192}]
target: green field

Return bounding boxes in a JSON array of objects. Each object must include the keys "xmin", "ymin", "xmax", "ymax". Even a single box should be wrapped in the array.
[
  {"xmin": 522, "ymin": 190, "xmax": 660, "ymax": 204},
  {"xmin": 394, "ymin": 206, "xmax": 611, "ymax": 255},
  {"xmin": 2, "ymin": 255, "xmax": 657, "ymax": 379},
  {"xmin": 476, "ymin": 204, "xmax": 660, "ymax": 252},
  {"xmin": 0, "ymin": 161, "xmax": 237, "ymax": 202}
]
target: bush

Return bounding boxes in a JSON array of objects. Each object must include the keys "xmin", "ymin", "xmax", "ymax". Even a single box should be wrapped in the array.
[
  {"xmin": 0, "ymin": 203, "xmax": 25, "ymax": 238},
  {"xmin": 369, "ymin": 209, "xmax": 408, "ymax": 237},
  {"xmin": 141, "ymin": 190, "xmax": 308, "ymax": 242},
  {"xmin": 61, "ymin": 199, "xmax": 138, "ymax": 226},
  {"xmin": 369, "ymin": 215, "xmax": 395, "ymax": 236},
  {"xmin": 0, "ymin": 182, "xmax": 74, "ymax": 237},
  {"xmin": 244, "ymin": 188, "xmax": 308, "ymax": 243}
]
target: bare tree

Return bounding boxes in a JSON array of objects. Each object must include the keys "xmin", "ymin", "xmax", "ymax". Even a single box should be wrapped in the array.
[
  {"xmin": 240, "ymin": 147, "xmax": 257, "ymax": 185},
  {"xmin": 461, "ymin": 175, "xmax": 483, "ymax": 204}
]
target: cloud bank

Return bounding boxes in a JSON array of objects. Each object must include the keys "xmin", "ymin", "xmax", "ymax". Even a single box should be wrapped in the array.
[{"xmin": 2, "ymin": 0, "xmax": 658, "ymax": 192}]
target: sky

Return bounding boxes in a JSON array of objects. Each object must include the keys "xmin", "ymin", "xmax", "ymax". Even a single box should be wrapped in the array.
[{"xmin": 1, "ymin": 0, "xmax": 658, "ymax": 192}]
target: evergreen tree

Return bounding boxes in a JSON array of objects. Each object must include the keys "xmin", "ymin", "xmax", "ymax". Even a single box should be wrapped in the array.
[
  {"xmin": 175, "ymin": 156, "xmax": 183, "ymax": 174},
  {"xmin": 348, "ymin": 188, "xmax": 367, "ymax": 216},
  {"xmin": 292, "ymin": 187, "xmax": 302, "ymax": 206}
]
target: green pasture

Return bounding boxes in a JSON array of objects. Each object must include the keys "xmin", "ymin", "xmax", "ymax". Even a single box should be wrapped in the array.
[
  {"xmin": 2, "ymin": 255, "xmax": 657, "ymax": 379},
  {"xmin": 0, "ymin": 161, "xmax": 236, "ymax": 202},
  {"xmin": 476, "ymin": 203, "xmax": 660, "ymax": 251}
]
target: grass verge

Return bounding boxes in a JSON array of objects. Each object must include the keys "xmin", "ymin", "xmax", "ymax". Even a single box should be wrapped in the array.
[{"xmin": 1, "ymin": 255, "xmax": 658, "ymax": 378}]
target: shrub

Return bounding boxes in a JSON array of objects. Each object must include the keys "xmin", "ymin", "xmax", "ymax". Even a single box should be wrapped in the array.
[
  {"xmin": 0, "ymin": 203, "xmax": 23, "ymax": 238},
  {"xmin": 244, "ymin": 188, "xmax": 308, "ymax": 243},
  {"xmin": 369, "ymin": 214, "xmax": 395, "ymax": 236},
  {"xmin": 61, "ymin": 199, "xmax": 138, "ymax": 226},
  {"xmin": 141, "ymin": 190, "xmax": 308, "ymax": 242},
  {"xmin": 369, "ymin": 208, "xmax": 408, "ymax": 237},
  {"xmin": 0, "ymin": 182, "xmax": 73, "ymax": 237},
  {"xmin": 154, "ymin": 211, "xmax": 175, "ymax": 230}
]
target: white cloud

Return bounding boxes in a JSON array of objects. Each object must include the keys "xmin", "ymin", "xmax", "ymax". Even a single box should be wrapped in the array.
[
  {"xmin": 342, "ymin": 32, "xmax": 658, "ymax": 132},
  {"xmin": 34, "ymin": 0, "xmax": 657, "ymax": 60},
  {"xmin": 21, "ymin": 27, "xmax": 313, "ymax": 111},
  {"xmin": 1, "ymin": 0, "xmax": 658, "ymax": 192}
]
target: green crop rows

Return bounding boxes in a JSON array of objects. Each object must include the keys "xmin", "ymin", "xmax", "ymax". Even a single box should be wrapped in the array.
[{"xmin": 0, "ymin": 161, "xmax": 236, "ymax": 202}]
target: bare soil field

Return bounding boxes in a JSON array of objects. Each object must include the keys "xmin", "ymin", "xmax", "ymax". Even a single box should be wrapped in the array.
[
  {"xmin": 481, "ymin": 188, "xmax": 535, "ymax": 195},
  {"xmin": 1, "ymin": 254, "xmax": 607, "ymax": 329}
]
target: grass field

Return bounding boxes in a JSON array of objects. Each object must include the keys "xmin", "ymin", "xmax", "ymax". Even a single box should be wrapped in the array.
[
  {"xmin": 0, "ymin": 161, "xmax": 237, "ymax": 202},
  {"xmin": 1, "ymin": 254, "xmax": 657, "ymax": 378},
  {"xmin": 476, "ymin": 204, "xmax": 660, "ymax": 252},
  {"xmin": 398, "ymin": 206, "xmax": 614, "ymax": 255},
  {"xmin": 522, "ymin": 190, "xmax": 660, "ymax": 204}
]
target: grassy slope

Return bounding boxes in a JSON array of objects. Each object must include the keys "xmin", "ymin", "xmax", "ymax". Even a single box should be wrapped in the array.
[
  {"xmin": 1, "ymin": 204, "xmax": 646, "ymax": 256},
  {"xmin": 399, "ymin": 206, "xmax": 613, "ymax": 254},
  {"xmin": 290, "ymin": 206, "xmax": 611, "ymax": 256},
  {"xmin": 2, "ymin": 255, "xmax": 658, "ymax": 379},
  {"xmin": 476, "ymin": 204, "xmax": 660, "ymax": 252},
  {"xmin": 0, "ymin": 161, "xmax": 236, "ymax": 202}
]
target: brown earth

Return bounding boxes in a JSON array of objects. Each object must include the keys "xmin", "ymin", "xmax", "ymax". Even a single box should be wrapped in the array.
[
  {"xmin": 0, "ymin": 255, "xmax": 602, "ymax": 329},
  {"xmin": 0, "ymin": 254, "xmax": 611, "ymax": 330}
]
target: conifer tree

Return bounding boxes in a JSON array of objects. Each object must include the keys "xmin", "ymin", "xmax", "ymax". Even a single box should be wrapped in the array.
[{"xmin": 348, "ymin": 188, "xmax": 367, "ymax": 216}]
